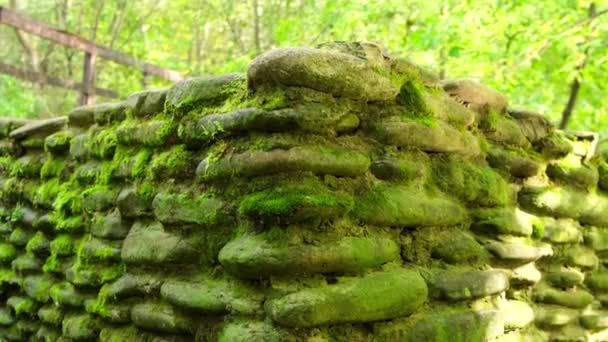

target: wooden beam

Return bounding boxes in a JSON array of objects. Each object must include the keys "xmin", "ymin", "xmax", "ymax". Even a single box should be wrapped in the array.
[
  {"xmin": 80, "ymin": 52, "xmax": 97, "ymax": 105},
  {"xmin": 0, "ymin": 61, "xmax": 119, "ymax": 99},
  {"xmin": 0, "ymin": 6, "xmax": 183, "ymax": 82}
]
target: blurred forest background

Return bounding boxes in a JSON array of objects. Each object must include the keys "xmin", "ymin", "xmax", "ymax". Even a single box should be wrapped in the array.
[{"xmin": 0, "ymin": 0, "xmax": 606, "ymax": 132}]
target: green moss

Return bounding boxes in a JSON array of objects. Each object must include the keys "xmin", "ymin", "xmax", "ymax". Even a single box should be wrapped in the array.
[
  {"xmin": 148, "ymin": 144, "xmax": 194, "ymax": 180},
  {"xmin": 239, "ymin": 182, "xmax": 353, "ymax": 222},
  {"xmin": 53, "ymin": 181, "xmax": 83, "ymax": 215},
  {"xmin": 398, "ymin": 80, "xmax": 432, "ymax": 118},
  {"xmin": 50, "ymin": 213, "xmax": 84, "ymax": 233},
  {"xmin": 42, "ymin": 254, "xmax": 62, "ymax": 273},
  {"xmin": 89, "ymin": 128, "xmax": 117, "ymax": 159},
  {"xmin": 0, "ymin": 243, "xmax": 17, "ymax": 263},
  {"xmin": 10, "ymin": 155, "xmax": 43, "ymax": 178},
  {"xmin": 50, "ymin": 234, "xmax": 75, "ymax": 256},
  {"xmin": 131, "ymin": 149, "xmax": 153, "ymax": 178},
  {"xmin": 40, "ymin": 157, "xmax": 66, "ymax": 179},
  {"xmin": 44, "ymin": 131, "xmax": 73, "ymax": 154},
  {"xmin": 25, "ymin": 231, "xmax": 49, "ymax": 254},
  {"xmin": 7, "ymin": 296, "xmax": 36, "ymax": 315}
]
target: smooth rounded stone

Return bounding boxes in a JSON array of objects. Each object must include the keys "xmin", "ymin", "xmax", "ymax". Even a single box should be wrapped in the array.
[
  {"xmin": 432, "ymin": 156, "xmax": 512, "ymax": 207},
  {"xmin": 369, "ymin": 156, "xmax": 425, "ymax": 182},
  {"xmin": 216, "ymin": 318, "xmax": 286, "ymax": 342},
  {"xmin": 62, "ymin": 314, "xmax": 100, "ymax": 340},
  {"xmin": 425, "ymin": 269, "xmax": 509, "ymax": 301},
  {"xmin": 266, "ymin": 268, "xmax": 427, "ymax": 327},
  {"xmin": 481, "ymin": 114, "xmax": 530, "ymax": 148},
  {"xmin": 248, "ymin": 47, "xmax": 398, "ymax": 101},
  {"xmin": 9, "ymin": 117, "xmax": 67, "ymax": 140},
  {"xmin": 422, "ymin": 90, "xmax": 476, "ymax": 127},
  {"xmin": 533, "ymin": 284, "xmax": 593, "ymax": 309},
  {"xmin": 546, "ymin": 155, "xmax": 599, "ymax": 189},
  {"xmin": 541, "ymin": 217, "xmax": 582, "ymax": 244},
  {"xmin": 80, "ymin": 102, "xmax": 127, "ymax": 125},
  {"xmin": 131, "ymin": 302, "xmax": 193, "ymax": 334},
  {"xmin": 510, "ymin": 262, "xmax": 542, "ymax": 285},
  {"xmin": 431, "ymin": 231, "xmax": 488, "ymax": 264},
  {"xmin": 441, "ymin": 78, "xmax": 508, "ymax": 115},
  {"xmin": 84, "ymin": 299, "xmax": 131, "ymax": 323},
  {"xmin": 65, "ymin": 263, "xmax": 123, "ymax": 288},
  {"xmin": 518, "ymin": 186, "xmax": 608, "ymax": 226},
  {"xmin": 198, "ymin": 145, "xmax": 370, "ymax": 180},
  {"xmin": 219, "ymin": 233, "xmax": 400, "ymax": 278},
  {"xmin": 7, "ymin": 320, "xmax": 40, "ymax": 340},
  {"xmin": 584, "ymin": 227, "xmax": 608, "ymax": 252},
  {"xmin": 26, "ymin": 231, "xmax": 50, "ymax": 255},
  {"xmin": 486, "ymin": 147, "xmax": 540, "ymax": 178},
  {"xmin": 9, "ymin": 227, "xmax": 32, "ymax": 246},
  {"xmin": 181, "ymin": 107, "xmax": 360, "ymax": 146},
  {"xmin": 535, "ymin": 132, "xmax": 573, "ymax": 158},
  {"xmin": 11, "ymin": 253, "xmax": 42, "ymax": 272},
  {"xmin": 508, "ymin": 107, "xmax": 553, "ymax": 143},
  {"xmin": 0, "ymin": 117, "xmax": 33, "ymax": 138},
  {"xmin": 49, "ymin": 282, "xmax": 85, "ymax": 307},
  {"xmin": 38, "ymin": 305, "xmax": 63, "ymax": 326},
  {"xmin": 82, "ymin": 187, "xmax": 119, "ymax": 212},
  {"xmin": 79, "ymin": 237, "xmax": 121, "ymax": 261},
  {"xmin": 7, "ymin": 296, "xmax": 36, "ymax": 316},
  {"xmin": 160, "ymin": 277, "xmax": 263, "ymax": 315},
  {"xmin": 354, "ymin": 185, "xmax": 467, "ymax": 227},
  {"xmin": 471, "ymin": 207, "xmax": 539, "ymax": 237},
  {"xmin": 99, "ymin": 325, "xmax": 192, "ymax": 342},
  {"xmin": 117, "ymin": 187, "xmax": 151, "ymax": 218},
  {"xmin": 152, "ymin": 192, "xmax": 224, "ymax": 226},
  {"xmin": 0, "ymin": 308, "xmax": 14, "ymax": 326},
  {"xmin": 104, "ymin": 273, "xmax": 163, "ymax": 299},
  {"xmin": 484, "ymin": 237, "xmax": 553, "ymax": 263},
  {"xmin": 34, "ymin": 325, "xmax": 61, "ymax": 341},
  {"xmin": 125, "ymin": 88, "xmax": 167, "ymax": 117},
  {"xmin": 371, "ymin": 119, "xmax": 481, "ymax": 156},
  {"xmin": 121, "ymin": 221, "xmax": 197, "ymax": 265},
  {"xmin": 500, "ymin": 300, "xmax": 534, "ymax": 329},
  {"xmin": 585, "ymin": 272, "xmax": 608, "ymax": 292},
  {"xmin": 91, "ymin": 209, "xmax": 130, "ymax": 240},
  {"xmin": 166, "ymin": 73, "xmax": 244, "ymax": 112},
  {"xmin": 23, "ymin": 274, "xmax": 55, "ymax": 302},
  {"xmin": 116, "ymin": 119, "xmax": 176, "ymax": 147},
  {"xmin": 374, "ymin": 309, "xmax": 503, "ymax": 342},
  {"xmin": 44, "ymin": 130, "xmax": 73, "ymax": 154},
  {"xmin": 238, "ymin": 182, "xmax": 353, "ymax": 223},
  {"xmin": 580, "ymin": 312, "xmax": 608, "ymax": 329},
  {"xmin": 535, "ymin": 306, "xmax": 579, "ymax": 327},
  {"xmin": 564, "ymin": 246, "xmax": 599, "ymax": 269},
  {"xmin": 69, "ymin": 133, "xmax": 90, "ymax": 160},
  {"xmin": 546, "ymin": 269, "xmax": 585, "ymax": 288},
  {"xmin": 0, "ymin": 243, "xmax": 17, "ymax": 264}
]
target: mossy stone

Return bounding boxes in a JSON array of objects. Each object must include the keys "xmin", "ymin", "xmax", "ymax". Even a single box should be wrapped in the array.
[
  {"xmin": 117, "ymin": 187, "xmax": 152, "ymax": 218},
  {"xmin": 166, "ymin": 73, "xmax": 245, "ymax": 113},
  {"xmin": 198, "ymin": 145, "xmax": 370, "ymax": 181},
  {"xmin": 248, "ymin": 47, "xmax": 398, "ymax": 101},
  {"xmin": 153, "ymin": 192, "xmax": 224, "ymax": 226},
  {"xmin": 535, "ymin": 132, "xmax": 572, "ymax": 158},
  {"xmin": 471, "ymin": 207, "xmax": 540, "ymax": 237},
  {"xmin": 90, "ymin": 210, "xmax": 129, "ymax": 240},
  {"xmin": 65, "ymin": 262, "xmax": 124, "ymax": 288},
  {"xmin": 563, "ymin": 246, "xmax": 599, "ymax": 269},
  {"xmin": 486, "ymin": 147, "xmax": 540, "ymax": 178},
  {"xmin": 130, "ymin": 301, "xmax": 193, "ymax": 334},
  {"xmin": 354, "ymin": 185, "xmax": 467, "ymax": 227},
  {"xmin": 484, "ymin": 237, "xmax": 552, "ymax": 263},
  {"xmin": 425, "ymin": 269, "xmax": 509, "ymax": 301},
  {"xmin": 160, "ymin": 276, "xmax": 263, "ymax": 315},
  {"xmin": 121, "ymin": 221, "xmax": 197, "ymax": 265},
  {"xmin": 7, "ymin": 296, "xmax": 37, "ymax": 316},
  {"xmin": 533, "ymin": 283, "xmax": 593, "ymax": 309},
  {"xmin": 541, "ymin": 217, "xmax": 582, "ymax": 244},
  {"xmin": 584, "ymin": 227, "xmax": 608, "ymax": 251},
  {"xmin": 432, "ymin": 156, "xmax": 511, "ymax": 207},
  {"xmin": 374, "ymin": 309, "xmax": 503, "ymax": 342},
  {"xmin": 219, "ymin": 233, "xmax": 400, "ymax": 278},
  {"xmin": 217, "ymin": 319, "xmax": 286, "ymax": 342},
  {"xmin": 103, "ymin": 273, "xmax": 163, "ymax": 299},
  {"xmin": 372, "ymin": 119, "xmax": 481, "ymax": 156},
  {"xmin": 266, "ymin": 268, "xmax": 427, "ymax": 327},
  {"xmin": 431, "ymin": 231, "xmax": 487, "ymax": 264},
  {"xmin": 546, "ymin": 154, "xmax": 599, "ymax": 189},
  {"xmin": 585, "ymin": 272, "xmax": 608, "ymax": 291},
  {"xmin": 125, "ymin": 89, "xmax": 167, "ymax": 117},
  {"xmin": 148, "ymin": 145, "xmax": 195, "ymax": 180},
  {"xmin": 480, "ymin": 112, "xmax": 530, "ymax": 148},
  {"xmin": 11, "ymin": 253, "xmax": 42, "ymax": 272},
  {"xmin": 116, "ymin": 119, "xmax": 177, "ymax": 147},
  {"xmin": 370, "ymin": 156, "xmax": 425, "ymax": 182},
  {"xmin": 239, "ymin": 183, "xmax": 353, "ymax": 223},
  {"xmin": 44, "ymin": 131, "xmax": 73, "ymax": 154},
  {"xmin": 34, "ymin": 325, "xmax": 61, "ymax": 341},
  {"xmin": 69, "ymin": 134, "xmax": 90, "ymax": 160},
  {"xmin": 49, "ymin": 282, "xmax": 85, "ymax": 307},
  {"xmin": 23, "ymin": 274, "xmax": 56, "ymax": 302},
  {"xmin": 62, "ymin": 314, "xmax": 100, "ymax": 340},
  {"xmin": 508, "ymin": 107, "xmax": 553, "ymax": 143},
  {"xmin": 545, "ymin": 270, "xmax": 584, "ymax": 288},
  {"xmin": 0, "ymin": 308, "xmax": 14, "ymax": 326},
  {"xmin": 0, "ymin": 243, "xmax": 17, "ymax": 264},
  {"xmin": 79, "ymin": 236, "xmax": 122, "ymax": 261}
]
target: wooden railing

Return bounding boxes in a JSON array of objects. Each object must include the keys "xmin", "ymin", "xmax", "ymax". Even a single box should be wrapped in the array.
[{"xmin": 0, "ymin": 6, "xmax": 183, "ymax": 105}]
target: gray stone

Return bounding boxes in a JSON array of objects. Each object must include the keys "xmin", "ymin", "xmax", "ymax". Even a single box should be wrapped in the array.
[
  {"xmin": 507, "ymin": 107, "xmax": 553, "ymax": 143},
  {"xmin": 533, "ymin": 283, "xmax": 593, "ymax": 308},
  {"xmin": 248, "ymin": 47, "xmax": 398, "ymax": 101},
  {"xmin": 219, "ymin": 234, "xmax": 400, "ymax": 278},
  {"xmin": 9, "ymin": 117, "xmax": 67, "ymax": 140},
  {"xmin": 267, "ymin": 268, "xmax": 427, "ymax": 327},
  {"xmin": 121, "ymin": 221, "xmax": 197, "ymax": 265},
  {"xmin": 117, "ymin": 188, "xmax": 151, "ymax": 218},
  {"xmin": 486, "ymin": 147, "xmax": 540, "ymax": 178},
  {"xmin": 425, "ymin": 269, "xmax": 509, "ymax": 301},
  {"xmin": 484, "ymin": 237, "xmax": 552, "ymax": 263},
  {"xmin": 131, "ymin": 302, "xmax": 192, "ymax": 334},
  {"xmin": 91, "ymin": 209, "xmax": 130, "ymax": 240},
  {"xmin": 152, "ymin": 192, "xmax": 224, "ymax": 226},
  {"xmin": 50, "ymin": 282, "xmax": 85, "ymax": 307},
  {"xmin": 431, "ymin": 231, "xmax": 488, "ymax": 264},
  {"xmin": 125, "ymin": 89, "xmax": 167, "ymax": 117},
  {"xmin": 62, "ymin": 314, "xmax": 99, "ymax": 340},
  {"xmin": 104, "ymin": 273, "xmax": 163, "ymax": 299}
]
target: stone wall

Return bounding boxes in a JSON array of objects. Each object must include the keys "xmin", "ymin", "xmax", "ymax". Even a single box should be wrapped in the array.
[{"xmin": 1, "ymin": 42, "xmax": 608, "ymax": 341}]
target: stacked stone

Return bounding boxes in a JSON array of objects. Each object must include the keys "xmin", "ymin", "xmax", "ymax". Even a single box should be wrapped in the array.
[{"xmin": 0, "ymin": 41, "xmax": 607, "ymax": 341}]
